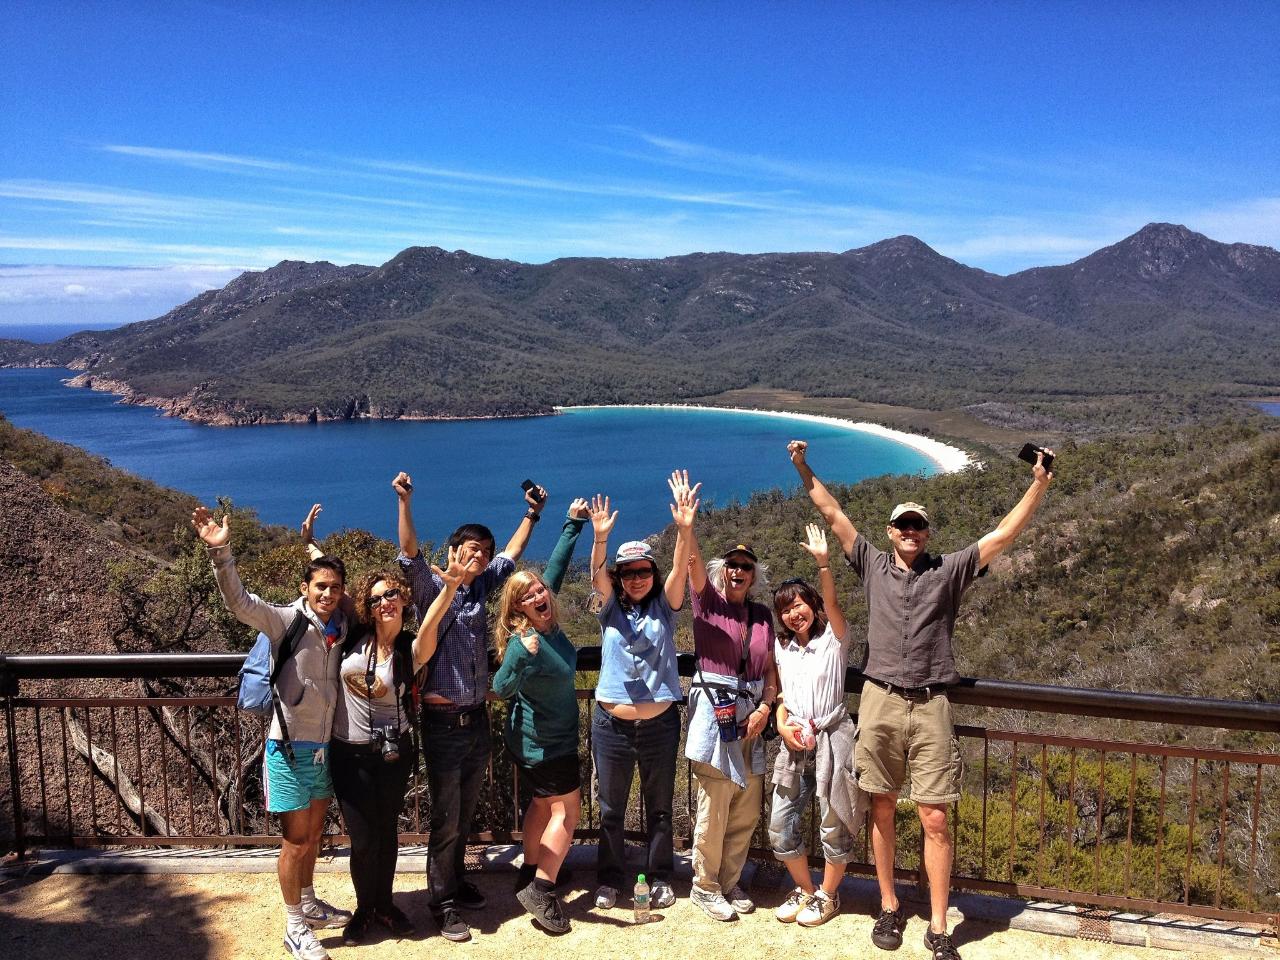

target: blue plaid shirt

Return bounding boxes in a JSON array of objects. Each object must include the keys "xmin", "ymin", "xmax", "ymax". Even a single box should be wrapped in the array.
[{"xmin": 398, "ymin": 550, "xmax": 515, "ymax": 709}]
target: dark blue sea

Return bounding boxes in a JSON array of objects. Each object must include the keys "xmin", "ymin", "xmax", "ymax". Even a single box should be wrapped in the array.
[
  {"xmin": 0, "ymin": 323, "xmax": 118, "ymax": 343},
  {"xmin": 0, "ymin": 368, "xmax": 940, "ymax": 557}
]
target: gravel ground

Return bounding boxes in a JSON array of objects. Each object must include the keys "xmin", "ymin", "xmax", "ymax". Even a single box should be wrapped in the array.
[{"xmin": 0, "ymin": 868, "xmax": 1203, "ymax": 960}]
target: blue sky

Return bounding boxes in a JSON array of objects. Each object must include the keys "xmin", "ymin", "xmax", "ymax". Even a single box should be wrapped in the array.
[{"xmin": 2, "ymin": 1, "xmax": 1278, "ymax": 326}]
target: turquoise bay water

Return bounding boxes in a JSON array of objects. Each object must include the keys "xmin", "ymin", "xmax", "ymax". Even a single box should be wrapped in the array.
[{"xmin": 0, "ymin": 368, "xmax": 937, "ymax": 558}]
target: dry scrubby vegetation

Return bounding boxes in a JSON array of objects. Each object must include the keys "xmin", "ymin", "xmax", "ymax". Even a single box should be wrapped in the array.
[{"xmin": 3, "ymin": 415, "xmax": 1277, "ymax": 907}]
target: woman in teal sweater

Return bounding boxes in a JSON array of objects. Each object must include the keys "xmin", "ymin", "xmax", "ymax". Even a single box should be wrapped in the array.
[{"xmin": 491, "ymin": 498, "xmax": 588, "ymax": 934}]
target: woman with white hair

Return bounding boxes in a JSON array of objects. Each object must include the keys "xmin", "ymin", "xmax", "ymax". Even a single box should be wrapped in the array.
[{"xmin": 677, "ymin": 472, "xmax": 780, "ymax": 921}]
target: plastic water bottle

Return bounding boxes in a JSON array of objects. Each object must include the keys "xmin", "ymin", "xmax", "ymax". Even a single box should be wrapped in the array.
[{"xmin": 633, "ymin": 873, "xmax": 650, "ymax": 924}]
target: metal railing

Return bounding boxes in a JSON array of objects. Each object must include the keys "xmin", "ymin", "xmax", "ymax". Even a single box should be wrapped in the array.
[{"xmin": 2, "ymin": 651, "xmax": 1277, "ymax": 929}]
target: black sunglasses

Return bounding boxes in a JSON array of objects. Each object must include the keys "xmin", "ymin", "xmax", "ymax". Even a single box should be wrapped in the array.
[
  {"xmin": 891, "ymin": 518, "xmax": 929, "ymax": 532},
  {"xmin": 618, "ymin": 567, "xmax": 654, "ymax": 581},
  {"xmin": 725, "ymin": 560, "xmax": 755, "ymax": 572},
  {"xmin": 369, "ymin": 588, "xmax": 403, "ymax": 606}
]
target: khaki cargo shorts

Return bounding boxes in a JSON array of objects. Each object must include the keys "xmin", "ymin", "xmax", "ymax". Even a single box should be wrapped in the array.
[{"xmin": 854, "ymin": 680, "xmax": 961, "ymax": 804}]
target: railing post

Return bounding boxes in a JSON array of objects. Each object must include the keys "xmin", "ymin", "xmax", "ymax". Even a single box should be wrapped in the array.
[{"xmin": 2, "ymin": 658, "xmax": 28, "ymax": 861}]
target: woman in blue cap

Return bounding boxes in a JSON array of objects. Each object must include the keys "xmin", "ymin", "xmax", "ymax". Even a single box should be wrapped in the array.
[{"xmin": 585, "ymin": 471, "xmax": 700, "ymax": 912}]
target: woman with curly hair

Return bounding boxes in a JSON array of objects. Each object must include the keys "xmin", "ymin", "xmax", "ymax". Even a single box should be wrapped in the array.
[
  {"xmin": 491, "ymin": 497, "xmax": 589, "ymax": 934},
  {"xmin": 678, "ymin": 471, "xmax": 781, "ymax": 922},
  {"xmin": 330, "ymin": 549, "xmax": 465, "ymax": 946}
]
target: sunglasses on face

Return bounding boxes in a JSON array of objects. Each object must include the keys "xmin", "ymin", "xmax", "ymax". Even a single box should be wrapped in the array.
[
  {"xmin": 892, "ymin": 518, "xmax": 929, "ymax": 532},
  {"xmin": 725, "ymin": 560, "xmax": 755, "ymax": 572},
  {"xmin": 369, "ymin": 588, "xmax": 402, "ymax": 606},
  {"xmin": 618, "ymin": 567, "xmax": 654, "ymax": 581}
]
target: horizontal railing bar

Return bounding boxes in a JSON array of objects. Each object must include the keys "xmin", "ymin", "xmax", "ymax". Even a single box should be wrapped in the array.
[
  {"xmin": 5, "ymin": 651, "xmax": 1279, "ymax": 731},
  {"xmin": 980, "ymin": 728, "xmax": 1280, "ymax": 765},
  {"xmin": 12, "ymin": 697, "xmax": 238, "ymax": 708}
]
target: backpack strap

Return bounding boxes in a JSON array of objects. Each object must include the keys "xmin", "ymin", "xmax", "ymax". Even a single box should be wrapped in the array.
[{"xmin": 268, "ymin": 611, "xmax": 310, "ymax": 763}]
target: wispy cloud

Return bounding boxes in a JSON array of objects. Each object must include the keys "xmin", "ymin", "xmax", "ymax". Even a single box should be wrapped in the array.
[
  {"xmin": 0, "ymin": 264, "xmax": 244, "ymax": 305},
  {"xmin": 101, "ymin": 144, "xmax": 312, "ymax": 173}
]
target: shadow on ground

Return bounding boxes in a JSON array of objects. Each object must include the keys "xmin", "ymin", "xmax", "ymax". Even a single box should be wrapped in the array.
[{"xmin": 0, "ymin": 871, "xmax": 231, "ymax": 960}]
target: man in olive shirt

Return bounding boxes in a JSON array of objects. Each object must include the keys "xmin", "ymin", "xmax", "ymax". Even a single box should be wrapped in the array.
[{"xmin": 789, "ymin": 440, "xmax": 1053, "ymax": 960}]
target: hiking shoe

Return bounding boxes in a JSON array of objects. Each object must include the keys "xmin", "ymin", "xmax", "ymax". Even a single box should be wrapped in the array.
[
  {"xmin": 432, "ymin": 906, "xmax": 471, "ymax": 942},
  {"xmin": 341, "ymin": 910, "xmax": 372, "ymax": 947},
  {"xmin": 690, "ymin": 886, "xmax": 737, "ymax": 921},
  {"xmin": 594, "ymin": 884, "xmax": 618, "ymax": 909},
  {"xmin": 373, "ymin": 903, "xmax": 416, "ymax": 937},
  {"xmin": 924, "ymin": 928, "xmax": 962, "ymax": 960},
  {"xmin": 283, "ymin": 925, "xmax": 330, "ymax": 960},
  {"xmin": 871, "ymin": 906, "xmax": 905, "ymax": 950},
  {"xmin": 516, "ymin": 881, "xmax": 571, "ymax": 934},
  {"xmin": 301, "ymin": 896, "xmax": 352, "ymax": 930},
  {"xmin": 519, "ymin": 865, "xmax": 574, "ymax": 892},
  {"xmin": 650, "ymin": 880, "xmax": 675, "ymax": 909},
  {"xmin": 726, "ymin": 884, "xmax": 755, "ymax": 914},
  {"xmin": 797, "ymin": 889, "xmax": 839, "ymax": 927},
  {"xmin": 456, "ymin": 879, "xmax": 487, "ymax": 910},
  {"xmin": 775, "ymin": 886, "xmax": 810, "ymax": 923}
]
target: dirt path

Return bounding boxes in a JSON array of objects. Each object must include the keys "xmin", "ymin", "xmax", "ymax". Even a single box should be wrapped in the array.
[{"xmin": 0, "ymin": 869, "xmax": 1201, "ymax": 960}]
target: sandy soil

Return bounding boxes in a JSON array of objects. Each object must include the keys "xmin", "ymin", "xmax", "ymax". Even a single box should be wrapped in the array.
[{"xmin": 0, "ymin": 868, "xmax": 1202, "ymax": 960}]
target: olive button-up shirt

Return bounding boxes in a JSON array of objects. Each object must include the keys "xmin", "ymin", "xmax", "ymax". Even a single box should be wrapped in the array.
[{"xmin": 845, "ymin": 534, "xmax": 981, "ymax": 688}]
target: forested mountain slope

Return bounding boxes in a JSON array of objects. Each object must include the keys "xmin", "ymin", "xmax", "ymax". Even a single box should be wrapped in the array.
[{"xmin": 3, "ymin": 224, "xmax": 1277, "ymax": 432}]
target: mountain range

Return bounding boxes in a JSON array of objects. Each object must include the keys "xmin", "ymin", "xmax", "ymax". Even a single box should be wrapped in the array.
[{"xmin": 2, "ymin": 223, "xmax": 1277, "ymax": 431}]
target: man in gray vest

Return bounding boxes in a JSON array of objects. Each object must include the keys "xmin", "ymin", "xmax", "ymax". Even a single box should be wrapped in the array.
[
  {"xmin": 194, "ymin": 506, "xmax": 352, "ymax": 960},
  {"xmin": 788, "ymin": 441, "xmax": 1053, "ymax": 960}
]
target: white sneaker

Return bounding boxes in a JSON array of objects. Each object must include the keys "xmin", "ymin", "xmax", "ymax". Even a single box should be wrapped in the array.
[
  {"xmin": 594, "ymin": 885, "xmax": 618, "ymax": 909},
  {"xmin": 301, "ymin": 896, "xmax": 352, "ymax": 930},
  {"xmin": 775, "ymin": 886, "xmax": 809, "ymax": 923},
  {"xmin": 690, "ymin": 886, "xmax": 737, "ymax": 921},
  {"xmin": 797, "ymin": 889, "xmax": 839, "ymax": 927},
  {"xmin": 283, "ymin": 925, "xmax": 330, "ymax": 960},
  {"xmin": 725, "ymin": 884, "xmax": 755, "ymax": 914},
  {"xmin": 650, "ymin": 880, "xmax": 675, "ymax": 909}
]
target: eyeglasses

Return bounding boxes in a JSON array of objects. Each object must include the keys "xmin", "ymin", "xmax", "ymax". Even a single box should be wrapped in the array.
[
  {"xmin": 618, "ymin": 567, "xmax": 654, "ymax": 581},
  {"xmin": 892, "ymin": 518, "xmax": 929, "ymax": 532},
  {"xmin": 778, "ymin": 577, "xmax": 807, "ymax": 587},
  {"xmin": 369, "ymin": 589, "xmax": 402, "ymax": 606},
  {"xmin": 725, "ymin": 560, "xmax": 755, "ymax": 572}
]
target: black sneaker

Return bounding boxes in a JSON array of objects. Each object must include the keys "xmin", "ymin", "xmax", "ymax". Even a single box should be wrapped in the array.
[
  {"xmin": 923, "ymin": 927, "xmax": 962, "ymax": 960},
  {"xmin": 515, "ymin": 864, "xmax": 573, "ymax": 892},
  {"xmin": 374, "ymin": 903, "xmax": 416, "ymax": 937},
  {"xmin": 432, "ymin": 906, "xmax": 471, "ymax": 942},
  {"xmin": 871, "ymin": 906, "xmax": 905, "ymax": 950},
  {"xmin": 342, "ymin": 910, "xmax": 373, "ymax": 947},
  {"xmin": 515, "ymin": 881, "xmax": 571, "ymax": 935},
  {"xmin": 456, "ymin": 879, "xmax": 487, "ymax": 910}
]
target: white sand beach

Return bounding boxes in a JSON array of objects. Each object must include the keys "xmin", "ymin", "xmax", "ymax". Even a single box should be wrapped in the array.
[{"xmin": 557, "ymin": 403, "xmax": 975, "ymax": 473}]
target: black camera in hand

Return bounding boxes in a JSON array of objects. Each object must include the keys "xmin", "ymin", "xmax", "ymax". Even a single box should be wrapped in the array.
[{"xmin": 371, "ymin": 724, "xmax": 402, "ymax": 763}]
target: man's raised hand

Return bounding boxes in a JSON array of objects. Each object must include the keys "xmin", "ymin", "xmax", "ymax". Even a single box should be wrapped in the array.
[{"xmin": 191, "ymin": 506, "xmax": 230, "ymax": 548}]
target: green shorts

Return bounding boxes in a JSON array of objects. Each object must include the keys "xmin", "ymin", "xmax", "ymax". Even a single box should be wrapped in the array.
[
  {"xmin": 854, "ymin": 681, "xmax": 961, "ymax": 805},
  {"xmin": 263, "ymin": 741, "xmax": 334, "ymax": 813}
]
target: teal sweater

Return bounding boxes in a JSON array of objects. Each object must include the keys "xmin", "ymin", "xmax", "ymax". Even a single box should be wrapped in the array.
[{"xmin": 491, "ymin": 513, "xmax": 585, "ymax": 766}]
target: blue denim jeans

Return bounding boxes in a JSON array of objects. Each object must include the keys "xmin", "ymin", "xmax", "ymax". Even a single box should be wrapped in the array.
[
  {"xmin": 767, "ymin": 758, "xmax": 856, "ymax": 864},
  {"xmin": 421, "ymin": 708, "xmax": 492, "ymax": 910},
  {"xmin": 590, "ymin": 702, "xmax": 680, "ymax": 888}
]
